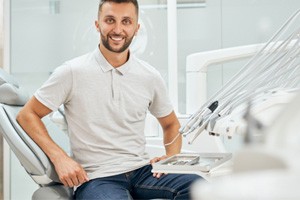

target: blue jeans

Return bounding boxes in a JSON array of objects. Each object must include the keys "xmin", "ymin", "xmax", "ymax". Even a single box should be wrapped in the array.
[{"xmin": 75, "ymin": 164, "xmax": 202, "ymax": 200}]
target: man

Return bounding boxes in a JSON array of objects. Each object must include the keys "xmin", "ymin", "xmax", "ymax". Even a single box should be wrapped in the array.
[{"xmin": 17, "ymin": 0, "xmax": 201, "ymax": 199}]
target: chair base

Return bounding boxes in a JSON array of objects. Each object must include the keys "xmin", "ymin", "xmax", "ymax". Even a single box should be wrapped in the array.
[{"xmin": 32, "ymin": 185, "xmax": 73, "ymax": 200}]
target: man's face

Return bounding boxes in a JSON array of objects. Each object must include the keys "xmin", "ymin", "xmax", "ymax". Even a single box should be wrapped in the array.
[{"xmin": 95, "ymin": 2, "xmax": 139, "ymax": 53}]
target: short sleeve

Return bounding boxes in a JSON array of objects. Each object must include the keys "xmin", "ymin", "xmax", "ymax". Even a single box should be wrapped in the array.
[
  {"xmin": 148, "ymin": 73, "xmax": 173, "ymax": 118},
  {"xmin": 34, "ymin": 64, "xmax": 73, "ymax": 111}
]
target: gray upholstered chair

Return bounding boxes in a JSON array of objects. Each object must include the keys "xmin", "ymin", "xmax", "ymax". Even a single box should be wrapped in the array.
[{"xmin": 0, "ymin": 68, "xmax": 73, "ymax": 199}]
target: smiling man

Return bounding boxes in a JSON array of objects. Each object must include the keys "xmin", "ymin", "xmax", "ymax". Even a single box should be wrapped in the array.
[
  {"xmin": 16, "ymin": 0, "xmax": 201, "ymax": 199},
  {"xmin": 96, "ymin": 1, "xmax": 138, "ymax": 54}
]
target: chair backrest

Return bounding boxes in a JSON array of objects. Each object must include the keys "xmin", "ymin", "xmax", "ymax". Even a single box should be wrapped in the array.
[
  {"xmin": 0, "ymin": 69, "xmax": 61, "ymax": 186},
  {"xmin": 0, "ymin": 104, "xmax": 61, "ymax": 185},
  {"xmin": 0, "ymin": 68, "xmax": 28, "ymax": 106}
]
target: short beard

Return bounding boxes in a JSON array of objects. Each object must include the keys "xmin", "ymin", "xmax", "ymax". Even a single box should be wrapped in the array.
[{"xmin": 100, "ymin": 32, "xmax": 134, "ymax": 53}]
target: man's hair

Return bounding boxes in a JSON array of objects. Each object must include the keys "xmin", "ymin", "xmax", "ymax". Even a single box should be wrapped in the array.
[{"xmin": 98, "ymin": 0, "xmax": 139, "ymax": 16}]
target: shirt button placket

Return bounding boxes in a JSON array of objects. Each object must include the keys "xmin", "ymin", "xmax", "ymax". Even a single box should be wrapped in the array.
[{"xmin": 112, "ymin": 69, "xmax": 120, "ymax": 103}]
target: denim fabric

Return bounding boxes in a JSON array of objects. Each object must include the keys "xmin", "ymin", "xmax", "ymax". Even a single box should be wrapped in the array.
[{"xmin": 75, "ymin": 164, "xmax": 202, "ymax": 200}]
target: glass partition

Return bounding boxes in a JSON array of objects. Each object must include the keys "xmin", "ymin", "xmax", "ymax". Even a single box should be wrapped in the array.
[{"xmin": 10, "ymin": 0, "xmax": 168, "ymax": 93}]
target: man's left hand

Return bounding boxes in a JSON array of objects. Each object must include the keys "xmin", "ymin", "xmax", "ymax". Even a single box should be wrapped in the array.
[{"xmin": 150, "ymin": 155, "xmax": 168, "ymax": 178}]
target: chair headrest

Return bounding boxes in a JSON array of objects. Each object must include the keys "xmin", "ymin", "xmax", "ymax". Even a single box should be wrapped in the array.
[{"xmin": 0, "ymin": 68, "xmax": 29, "ymax": 106}]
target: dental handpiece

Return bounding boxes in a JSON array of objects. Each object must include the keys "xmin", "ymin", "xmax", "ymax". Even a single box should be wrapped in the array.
[{"xmin": 180, "ymin": 101, "xmax": 218, "ymax": 136}]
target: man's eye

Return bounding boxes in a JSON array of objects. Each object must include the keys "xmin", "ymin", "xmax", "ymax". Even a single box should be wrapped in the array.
[
  {"xmin": 106, "ymin": 18, "xmax": 115, "ymax": 24},
  {"xmin": 123, "ymin": 19, "xmax": 132, "ymax": 25}
]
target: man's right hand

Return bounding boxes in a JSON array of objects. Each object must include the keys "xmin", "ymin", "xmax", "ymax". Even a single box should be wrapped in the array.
[
  {"xmin": 16, "ymin": 97, "xmax": 89, "ymax": 188},
  {"xmin": 53, "ymin": 155, "xmax": 89, "ymax": 188}
]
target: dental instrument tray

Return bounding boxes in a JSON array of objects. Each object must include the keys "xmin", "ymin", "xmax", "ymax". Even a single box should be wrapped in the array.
[{"xmin": 152, "ymin": 153, "xmax": 232, "ymax": 174}]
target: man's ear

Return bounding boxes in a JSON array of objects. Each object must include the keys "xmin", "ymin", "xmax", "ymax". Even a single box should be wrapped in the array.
[
  {"xmin": 135, "ymin": 23, "xmax": 141, "ymax": 36},
  {"xmin": 95, "ymin": 20, "xmax": 100, "ymax": 32}
]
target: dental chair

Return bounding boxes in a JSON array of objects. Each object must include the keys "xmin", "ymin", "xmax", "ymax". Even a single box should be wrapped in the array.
[{"xmin": 0, "ymin": 68, "xmax": 73, "ymax": 199}]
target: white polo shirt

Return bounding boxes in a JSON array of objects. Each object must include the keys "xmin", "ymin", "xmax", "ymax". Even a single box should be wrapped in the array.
[{"xmin": 34, "ymin": 47, "xmax": 173, "ymax": 180}]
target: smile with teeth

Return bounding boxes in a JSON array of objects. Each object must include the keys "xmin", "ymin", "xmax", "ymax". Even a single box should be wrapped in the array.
[{"xmin": 110, "ymin": 35, "xmax": 125, "ymax": 42}]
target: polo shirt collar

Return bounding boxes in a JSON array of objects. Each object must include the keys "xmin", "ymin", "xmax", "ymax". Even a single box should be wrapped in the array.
[{"xmin": 94, "ymin": 47, "xmax": 132, "ymax": 75}]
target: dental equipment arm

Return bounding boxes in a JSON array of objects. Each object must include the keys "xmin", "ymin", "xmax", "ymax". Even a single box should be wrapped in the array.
[
  {"xmin": 180, "ymin": 101, "xmax": 218, "ymax": 136},
  {"xmin": 183, "ymin": 9, "xmax": 300, "ymax": 144}
]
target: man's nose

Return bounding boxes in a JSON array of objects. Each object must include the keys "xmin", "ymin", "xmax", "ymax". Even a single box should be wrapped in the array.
[{"xmin": 112, "ymin": 22, "xmax": 123, "ymax": 34}]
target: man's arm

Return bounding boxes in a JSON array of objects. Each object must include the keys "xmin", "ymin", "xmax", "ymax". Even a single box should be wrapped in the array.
[
  {"xmin": 158, "ymin": 111, "xmax": 182, "ymax": 156},
  {"xmin": 16, "ymin": 96, "xmax": 89, "ymax": 187},
  {"xmin": 150, "ymin": 111, "xmax": 181, "ymax": 178}
]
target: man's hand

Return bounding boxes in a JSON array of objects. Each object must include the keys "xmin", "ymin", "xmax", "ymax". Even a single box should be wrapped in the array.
[
  {"xmin": 17, "ymin": 97, "xmax": 89, "ymax": 188},
  {"xmin": 150, "ymin": 155, "xmax": 168, "ymax": 179},
  {"xmin": 53, "ymin": 155, "xmax": 89, "ymax": 188}
]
